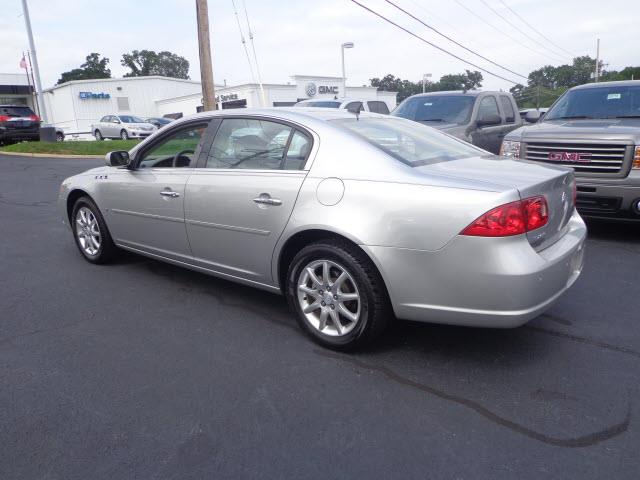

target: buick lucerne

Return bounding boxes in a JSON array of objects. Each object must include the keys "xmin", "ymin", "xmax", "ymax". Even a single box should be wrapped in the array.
[{"xmin": 59, "ymin": 108, "xmax": 586, "ymax": 350}]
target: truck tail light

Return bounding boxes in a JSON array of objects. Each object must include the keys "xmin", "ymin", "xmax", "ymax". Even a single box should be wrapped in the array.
[
  {"xmin": 461, "ymin": 196, "xmax": 548, "ymax": 237},
  {"xmin": 633, "ymin": 146, "xmax": 640, "ymax": 169},
  {"xmin": 0, "ymin": 115, "xmax": 10, "ymax": 122}
]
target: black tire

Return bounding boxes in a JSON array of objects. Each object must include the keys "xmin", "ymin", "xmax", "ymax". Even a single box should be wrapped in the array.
[
  {"xmin": 71, "ymin": 196, "xmax": 118, "ymax": 264},
  {"xmin": 94, "ymin": 130, "xmax": 103, "ymax": 141},
  {"xmin": 56, "ymin": 132, "xmax": 64, "ymax": 142},
  {"xmin": 286, "ymin": 239, "xmax": 392, "ymax": 351},
  {"xmin": 120, "ymin": 129, "xmax": 129, "ymax": 140}
]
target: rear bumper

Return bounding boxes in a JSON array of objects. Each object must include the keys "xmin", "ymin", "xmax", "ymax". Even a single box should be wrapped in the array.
[
  {"xmin": 0, "ymin": 128, "xmax": 39, "ymax": 141},
  {"xmin": 364, "ymin": 210, "xmax": 586, "ymax": 328},
  {"xmin": 576, "ymin": 173, "xmax": 640, "ymax": 221}
]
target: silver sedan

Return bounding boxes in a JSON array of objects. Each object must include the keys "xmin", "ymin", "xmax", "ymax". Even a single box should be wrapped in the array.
[{"xmin": 58, "ymin": 108, "xmax": 586, "ymax": 350}]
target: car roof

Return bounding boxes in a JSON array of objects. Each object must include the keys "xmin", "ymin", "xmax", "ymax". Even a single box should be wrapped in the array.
[
  {"xmin": 404, "ymin": 90, "xmax": 488, "ymax": 98},
  {"xmin": 571, "ymin": 80, "xmax": 640, "ymax": 90}
]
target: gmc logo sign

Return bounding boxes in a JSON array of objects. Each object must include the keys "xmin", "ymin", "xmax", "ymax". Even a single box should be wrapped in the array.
[{"xmin": 548, "ymin": 152, "xmax": 592, "ymax": 163}]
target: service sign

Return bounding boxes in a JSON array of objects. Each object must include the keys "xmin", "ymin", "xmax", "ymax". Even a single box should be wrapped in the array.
[{"xmin": 79, "ymin": 91, "xmax": 110, "ymax": 100}]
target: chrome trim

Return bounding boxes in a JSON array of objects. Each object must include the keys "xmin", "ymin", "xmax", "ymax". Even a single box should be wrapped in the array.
[
  {"xmin": 111, "ymin": 208, "xmax": 184, "ymax": 223},
  {"xmin": 185, "ymin": 218, "xmax": 270, "ymax": 236}
]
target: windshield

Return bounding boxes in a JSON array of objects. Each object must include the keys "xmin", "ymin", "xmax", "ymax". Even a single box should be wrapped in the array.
[
  {"xmin": 119, "ymin": 115, "xmax": 145, "ymax": 123},
  {"xmin": 332, "ymin": 117, "xmax": 482, "ymax": 167},
  {"xmin": 295, "ymin": 101, "xmax": 341, "ymax": 108},
  {"xmin": 545, "ymin": 85, "xmax": 640, "ymax": 120},
  {"xmin": 392, "ymin": 95, "xmax": 475, "ymax": 125}
]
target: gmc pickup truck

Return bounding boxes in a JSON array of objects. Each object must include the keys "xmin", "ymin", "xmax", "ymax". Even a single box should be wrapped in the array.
[{"xmin": 501, "ymin": 80, "xmax": 640, "ymax": 221}]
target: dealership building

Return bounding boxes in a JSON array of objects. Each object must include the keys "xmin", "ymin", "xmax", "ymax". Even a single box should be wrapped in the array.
[
  {"xmin": 39, "ymin": 75, "xmax": 397, "ymax": 134},
  {"xmin": 0, "ymin": 73, "xmax": 36, "ymax": 110}
]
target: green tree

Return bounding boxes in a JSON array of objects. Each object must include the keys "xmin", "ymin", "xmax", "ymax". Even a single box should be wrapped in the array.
[
  {"xmin": 121, "ymin": 50, "xmax": 190, "ymax": 79},
  {"xmin": 435, "ymin": 70, "xmax": 483, "ymax": 91},
  {"xmin": 57, "ymin": 53, "xmax": 111, "ymax": 85},
  {"xmin": 371, "ymin": 70, "xmax": 483, "ymax": 102}
]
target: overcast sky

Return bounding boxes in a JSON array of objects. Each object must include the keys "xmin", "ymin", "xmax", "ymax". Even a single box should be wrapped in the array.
[{"xmin": 1, "ymin": 0, "xmax": 638, "ymax": 92}]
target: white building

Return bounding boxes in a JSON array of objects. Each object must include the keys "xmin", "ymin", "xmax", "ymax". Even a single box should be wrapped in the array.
[
  {"xmin": 0, "ymin": 73, "xmax": 36, "ymax": 110},
  {"xmin": 41, "ymin": 75, "xmax": 397, "ymax": 134}
]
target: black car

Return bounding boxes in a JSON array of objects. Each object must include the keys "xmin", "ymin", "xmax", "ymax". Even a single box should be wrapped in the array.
[
  {"xmin": 0, "ymin": 105, "xmax": 41, "ymax": 145},
  {"xmin": 144, "ymin": 117, "xmax": 173, "ymax": 129}
]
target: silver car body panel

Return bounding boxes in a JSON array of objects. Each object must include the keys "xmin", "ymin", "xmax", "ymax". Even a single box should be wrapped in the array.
[{"xmin": 60, "ymin": 108, "xmax": 586, "ymax": 327}]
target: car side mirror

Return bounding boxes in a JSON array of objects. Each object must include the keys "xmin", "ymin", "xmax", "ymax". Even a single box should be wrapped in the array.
[
  {"xmin": 524, "ymin": 110, "xmax": 542, "ymax": 123},
  {"xmin": 105, "ymin": 150, "xmax": 130, "ymax": 167},
  {"xmin": 347, "ymin": 103, "xmax": 363, "ymax": 115},
  {"xmin": 113, "ymin": 119, "xmax": 121, "ymax": 124},
  {"xmin": 476, "ymin": 113, "xmax": 502, "ymax": 127}
]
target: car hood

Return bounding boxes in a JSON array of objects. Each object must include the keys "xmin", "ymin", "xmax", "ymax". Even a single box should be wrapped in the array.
[{"xmin": 508, "ymin": 118, "xmax": 640, "ymax": 142}]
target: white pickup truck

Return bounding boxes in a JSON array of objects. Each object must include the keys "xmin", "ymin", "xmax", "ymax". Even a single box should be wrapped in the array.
[{"xmin": 91, "ymin": 114, "xmax": 156, "ymax": 141}]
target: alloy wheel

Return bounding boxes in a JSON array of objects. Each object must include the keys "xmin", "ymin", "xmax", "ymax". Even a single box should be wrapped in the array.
[
  {"xmin": 75, "ymin": 207, "xmax": 101, "ymax": 256},
  {"xmin": 297, "ymin": 259, "xmax": 361, "ymax": 336}
]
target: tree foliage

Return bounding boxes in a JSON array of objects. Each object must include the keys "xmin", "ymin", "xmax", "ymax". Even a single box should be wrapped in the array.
[
  {"xmin": 56, "ymin": 53, "xmax": 111, "ymax": 85},
  {"xmin": 120, "ymin": 50, "xmax": 190, "ymax": 79},
  {"xmin": 370, "ymin": 70, "xmax": 483, "ymax": 102}
]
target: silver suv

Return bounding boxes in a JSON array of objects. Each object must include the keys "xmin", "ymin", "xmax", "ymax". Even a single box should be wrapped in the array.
[{"xmin": 502, "ymin": 80, "xmax": 640, "ymax": 221}]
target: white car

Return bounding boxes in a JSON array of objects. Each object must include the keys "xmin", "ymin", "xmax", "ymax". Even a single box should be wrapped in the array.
[
  {"xmin": 91, "ymin": 115, "xmax": 156, "ymax": 141},
  {"xmin": 294, "ymin": 98, "xmax": 390, "ymax": 114}
]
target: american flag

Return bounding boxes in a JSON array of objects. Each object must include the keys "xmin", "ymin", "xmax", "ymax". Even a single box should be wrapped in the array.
[{"xmin": 19, "ymin": 56, "xmax": 28, "ymax": 70}]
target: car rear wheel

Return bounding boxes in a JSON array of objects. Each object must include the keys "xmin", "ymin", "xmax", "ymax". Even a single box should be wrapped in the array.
[
  {"xmin": 56, "ymin": 132, "xmax": 64, "ymax": 142},
  {"xmin": 71, "ymin": 197, "xmax": 117, "ymax": 264},
  {"xmin": 94, "ymin": 130, "xmax": 103, "ymax": 141},
  {"xmin": 120, "ymin": 129, "xmax": 129, "ymax": 140},
  {"xmin": 286, "ymin": 239, "xmax": 392, "ymax": 350}
]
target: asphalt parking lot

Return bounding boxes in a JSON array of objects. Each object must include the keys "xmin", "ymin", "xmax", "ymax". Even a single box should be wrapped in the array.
[{"xmin": 1, "ymin": 154, "xmax": 639, "ymax": 479}]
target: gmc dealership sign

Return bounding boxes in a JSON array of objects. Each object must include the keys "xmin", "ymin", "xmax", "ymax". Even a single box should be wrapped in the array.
[{"xmin": 305, "ymin": 82, "xmax": 339, "ymax": 97}]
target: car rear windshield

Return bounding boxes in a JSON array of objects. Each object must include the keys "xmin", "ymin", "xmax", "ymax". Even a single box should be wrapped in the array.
[
  {"xmin": 545, "ymin": 85, "xmax": 640, "ymax": 120},
  {"xmin": 0, "ymin": 106, "xmax": 35, "ymax": 117},
  {"xmin": 295, "ymin": 101, "xmax": 341, "ymax": 108},
  {"xmin": 332, "ymin": 117, "xmax": 482, "ymax": 167},
  {"xmin": 119, "ymin": 115, "xmax": 145, "ymax": 123},
  {"xmin": 392, "ymin": 95, "xmax": 475, "ymax": 125}
]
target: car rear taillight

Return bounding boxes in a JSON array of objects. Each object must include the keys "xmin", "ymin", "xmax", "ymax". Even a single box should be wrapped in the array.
[
  {"xmin": 29, "ymin": 114, "xmax": 40, "ymax": 122},
  {"xmin": 461, "ymin": 196, "xmax": 548, "ymax": 237},
  {"xmin": 0, "ymin": 115, "xmax": 10, "ymax": 122}
]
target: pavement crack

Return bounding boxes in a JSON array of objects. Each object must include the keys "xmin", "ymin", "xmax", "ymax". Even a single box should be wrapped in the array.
[
  {"xmin": 315, "ymin": 349, "xmax": 631, "ymax": 448},
  {"xmin": 526, "ymin": 325, "xmax": 640, "ymax": 360}
]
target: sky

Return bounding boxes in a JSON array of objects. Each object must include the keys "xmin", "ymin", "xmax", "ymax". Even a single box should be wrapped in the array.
[{"xmin": 1, "ymin": 0, "xmax": 638, "ymax": 92}]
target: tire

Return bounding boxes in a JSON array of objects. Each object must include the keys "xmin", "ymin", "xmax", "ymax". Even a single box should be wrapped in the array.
[
  {"xmin": 71, "ymin": 196, "xmax": 118, "ymax": 264},
  {"xmin": 56, "ymin": 132, "xmax": 64, "ymax": 142},
  {"xmin": 94, "ymin": 130, "xmax": 103, "ymax": 141},
  {"xmin": 120, "ymin": 129, "xmax": 129, "ymax": 140},
  {"xmin": 286, "ymin": 239, "xmax": 392, "ymax": 351}
]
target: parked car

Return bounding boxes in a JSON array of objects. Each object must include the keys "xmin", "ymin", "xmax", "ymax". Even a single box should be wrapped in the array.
[
  {"xmin": 59, "ymin": 108, "xmax": 585, "ymax": 350},
  {"xmin": 91, "ymin": 115, "xmax": 156, "ymax": 141},
  {"xmin": 391, "ymin": 91, "xmax": 522, "ymax": 154},
  {"xmin": 294, "ymin": 98, "xmax": 390, "ymax": 114},
  {"xmin": 144, "ymin": 117, "xmax": 173, "ymax": 129},
  {"xmin": 501, "ymin": 80, "xmax": 640, "ymax": 221},
  {"xmin": 519, "ymin": 108, "xmax": 548, "ymax": 121},
  {"xmin": 0, "ymin": 105, "xmax": 40, "ymax": 145}
]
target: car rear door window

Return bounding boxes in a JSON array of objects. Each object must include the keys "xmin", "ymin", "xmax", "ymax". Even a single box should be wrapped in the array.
[
  {"xmin": 500, "ymin": 96, "xmax": 515, "ymax": 123},
  {"xmin": 283, "ymin": 130, "xmax": 312, "ymax": 170},
  {"xmin": 367, "ymin": 101, "xmax": 390, "ymax": 114},
  {"xmin": 345, "ymin": 101, "xmax": 364, "ymax": 112},
  {"xmin": 206, "ymin": 118, "xmax": 295, "ymax": 170}
]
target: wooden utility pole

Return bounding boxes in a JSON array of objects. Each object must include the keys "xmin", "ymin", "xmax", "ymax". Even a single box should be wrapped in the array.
[{"xmin": 196, "ymin": 0, "xmax": 216, "ymax": 110}]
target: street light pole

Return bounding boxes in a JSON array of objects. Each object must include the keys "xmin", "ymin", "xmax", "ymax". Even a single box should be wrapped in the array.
[
  {"xmin": 20, "ymin": 0, "xmax": 47, "ymax": 123},
  {"xmin": 422, "ymin": 73, "xmax": 432, "ymax": 93},
  {"xmin": 594, "ymin": 38, "xmax": 600, "ymax": 83},
  {"xmin": 341, "ymin": 42, "xmax": 354, "ymax": 98},
  {"xmin": 196, "ymin": 0, "xmax": 216, "ymax": 110}
]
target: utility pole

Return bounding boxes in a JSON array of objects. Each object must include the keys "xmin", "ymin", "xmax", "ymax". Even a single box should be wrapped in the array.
[
  {"xmin": 594, "ymin": 38, "xmax": 600, "ymax": 83},
  {"xmin": 422, "ymin": 73, "xmax": 432, "ymax": 93},
  {"xmin": 196, "ymin": 0, "xmax": 216, "ymax": 110},
  {"xmin": 21, "ymin": 0, "xmax": 47, "ymax": 123}
]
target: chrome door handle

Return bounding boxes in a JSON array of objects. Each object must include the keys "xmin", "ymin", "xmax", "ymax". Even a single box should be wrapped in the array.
[
  {"xmin": 253, "ymin": 195, "xmax": 282, "ymax": 206},
  {"xmin": 160, "ymin": 190, "xmax": 180, "ymax": 198}
]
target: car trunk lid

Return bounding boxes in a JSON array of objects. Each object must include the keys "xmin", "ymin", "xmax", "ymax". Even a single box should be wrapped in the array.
[{"xmin": 415, "ymin": 155, "xmax": 576, "ymax": 251}]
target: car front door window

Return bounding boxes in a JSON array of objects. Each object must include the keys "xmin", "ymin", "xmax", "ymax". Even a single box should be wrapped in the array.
[{"xmin": 138, "ymin": 124, "xmax": 208, "ymax": 168}]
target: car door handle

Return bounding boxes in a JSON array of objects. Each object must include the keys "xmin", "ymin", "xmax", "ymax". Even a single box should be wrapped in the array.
[
  {"xmin": 253, "ymin": 195, "xmax": 282, "ymax": 206},
  {"xmin": 160, "ymin": 190, "xmax": 180, "ymax": 198}
]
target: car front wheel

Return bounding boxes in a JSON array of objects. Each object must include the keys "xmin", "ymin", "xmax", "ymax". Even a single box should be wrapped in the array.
[
  {"xmin": 71, "ymin": 197, "xmax": 117, "ymax": 264},
  {"xmin": 286, "ymin": 239, "xmax": 392, "ymax": 350}
]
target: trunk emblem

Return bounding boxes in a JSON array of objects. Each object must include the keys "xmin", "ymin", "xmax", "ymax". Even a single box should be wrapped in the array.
[{"xmin": 548, "ymin": 152, "xmax": 591, "ymax": 163}]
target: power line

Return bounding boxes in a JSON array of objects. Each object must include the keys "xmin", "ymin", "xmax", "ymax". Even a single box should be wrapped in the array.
[
  {"xmin": 349, "ymin": 0, "xmax": 519, "ymax": 84},
  {"xmin": 231, "ymin": 0, "xmax": 257, "ymax": 86},
  {"xmin": 383, "ymin": 0, "xmax": 528, "ymax": 80},
  {"xmin": 477, "ymin": 0, "xmax": 567, "ymax": 61},
  {"xmin": 498, "ymin": 0, "xmax": 577, "ymax": 58},
  {"xmin": 451, "ymin": 0, "xmax": 563, "ymax": 64}
]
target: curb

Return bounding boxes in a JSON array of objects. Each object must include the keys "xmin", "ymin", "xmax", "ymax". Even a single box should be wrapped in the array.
[{"xmin": 0, "ymin": 151, "xmax": 104, "ymax": 159}]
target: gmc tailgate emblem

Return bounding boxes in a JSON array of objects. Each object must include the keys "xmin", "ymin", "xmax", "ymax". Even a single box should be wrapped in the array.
[{"xmin": 548, "ymin": 151, "xmax": 592, "ymax": 163}]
